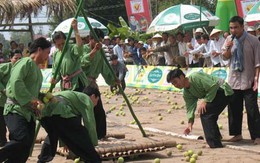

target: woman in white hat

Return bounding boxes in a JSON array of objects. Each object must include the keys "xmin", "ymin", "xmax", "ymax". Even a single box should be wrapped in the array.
[{"xmin": 210, "ymin": 28, "xmax": 227, "ymax": 67}]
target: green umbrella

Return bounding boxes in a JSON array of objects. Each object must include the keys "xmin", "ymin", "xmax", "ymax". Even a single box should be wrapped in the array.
[
  {"xmin": 53, "ymin": 17, "xmax": 108, "ymax": 37},
  {"xmin": 147, "ymin": 4, "xmax": 219, "ymax": 34}
]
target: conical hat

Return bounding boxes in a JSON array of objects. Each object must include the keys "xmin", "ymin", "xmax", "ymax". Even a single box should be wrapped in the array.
[
  {"xmin": 152, "ymin": 33, "xmax": 162, "ymax": 39},
  {"xmin": 210, "ymin": 29, "xmax": 222, "ymax": 37}
]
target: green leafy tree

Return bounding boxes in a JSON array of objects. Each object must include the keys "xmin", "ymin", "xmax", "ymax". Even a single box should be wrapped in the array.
[
  {"xmin": 10, "ymin": 31, "xmax": 31, "ymax": 47},
  {"xmin": 0, "ymin": 33, "xmax": 10, "ymax": 57}
]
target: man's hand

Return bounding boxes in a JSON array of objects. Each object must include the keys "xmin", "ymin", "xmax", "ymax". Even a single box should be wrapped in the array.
[
  {"xmin": 30, "ymin": 99, "xmax": 44, "ymax": 117},
  {"xmin": 253, "ymin": 78, "xmax": 258, "ymax": 91},
  {"xmin": 115, "ymin": 79, "xmax": 121, "ymax": 85},
  {"xmin": 71, "ymin": 18, "xmax": 78, "ymax": 31},
  {"xmin": 50, "ymin": 78, "xmax": 57, "ymax": 85},
  {"xmin": 225, "ymin": 40, "xmax": 234, "ymax": 51},
  {"xmin": 197, "ymin": 100, "xmax": 207, "ymax": 115},
  {"xmin": 184, "ymin": 122, "xmax": 193, "ymax": 135},
  {"xmin": 94, "ymin": 43, "xmax": 102, "ymax": 51}
]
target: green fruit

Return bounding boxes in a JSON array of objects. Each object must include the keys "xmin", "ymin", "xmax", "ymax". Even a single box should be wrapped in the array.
[
  {"xmin": 37, "ymin": 103, "xmax": 45, "ymax": 110},
  {"xmin": 154, "ymin": 158, "xmax": 160, "ymax": 163},
  {"xmin": 117, "ymin": 157, "xmax": 124, "ymax": 163},
  {"xmin": 121, "ymin": 112, "xmax": 126, "ymax": 116},
  {"xmin": 197, "ymin": 150, "xmax": 203, "ymax": 156},
  {"xmin": 45, "ymin": 92, "xmax": 53, "ymax": 99},
  {"xmin": 187, "ymin": 150, "xmax": 193, "ymax": 156},
  {"xmin": 43, "ymin": 97, "xmax": 49, "ymax": 104},
  {"xmin": 166, "ymin": 150, "xmax": 172, "ymax": 157},
  {"xmin": 116, "ymin": 112, "xmax": 120, "ymax": 116},
  {"xmin": 218, "ymin": 124, "xmax": 223, "ymax": 129},
  {"xmin": 185, "ymin": 156, "xmax": 190, "ymax": 162},
  {"xmin": 191, "ymin": 154, "xmax": 198, "ymax": 160},
  {"xmin": 159, "ymin": 116, "xmax": 163, "ymax": 121},
  {"xmin": 74, "ymin": 157, "xmax": 80, "ymax": 163},
  {"xmin": 176, "ymin": 144, "xmax": 182, "ymax": 150},
  {"xmin": 184, "ymin": 151, "xmax": 189, "ymax": 157},
  {"xmin": 190, "ymin": 157, "xmax": 196, "ymax": 163},
  {"xmin": 167, "ymin": 109, "xmax": 171, "ymax": 114}
]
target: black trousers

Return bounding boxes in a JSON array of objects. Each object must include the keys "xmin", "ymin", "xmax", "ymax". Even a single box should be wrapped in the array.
[
  {"xmin": 94, "ymin": 96, "xmax": 107, "ymax": 139},
  {"xmin": 0, "ymin": 113, "xmax": 35, "ymax": 163},
  {"xmin": 200, "ymin": 88, "xmax": 231, "ymax": 148},
  {"xmin": 38, "ymin": 116, "xmax": 101, "ymax": 163},
  {"xmin": 0, "ymin": 106, "xmax": 7, "ymax": 146},
  {"xmin": 228, "ymin": 89, "xmax": 260, "ymax": 140}
]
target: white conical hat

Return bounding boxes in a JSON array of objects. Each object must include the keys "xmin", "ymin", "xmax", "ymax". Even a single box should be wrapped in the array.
[
  {"xmin": 210, "ymin": 29, "xmax": 222, "ymax": 37},
  {"xmin": 152, "ymin": 33, "xmax": 162, "ymax": 38}
]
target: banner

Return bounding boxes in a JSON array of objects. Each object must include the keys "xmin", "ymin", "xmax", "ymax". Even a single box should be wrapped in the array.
[
  {"xmin": 236, "ymin": 0, "xmax": 259, "ymax": 18},
  {"xmin": 125, "ymin": 0, "xmax": 152, "ymax": 32},
  {"xmin": 41, "ymin": 66, "xmax": 260, "ymax": 96}
]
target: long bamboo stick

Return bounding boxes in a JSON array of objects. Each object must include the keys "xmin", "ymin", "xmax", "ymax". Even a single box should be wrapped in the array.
[
  {"xmin": 80, "ymin": 9, "xmax": 147, "ymax": 137},
  {"xmin": 29, "ymin": 0, "xmax": 84, "ymax": 156}
]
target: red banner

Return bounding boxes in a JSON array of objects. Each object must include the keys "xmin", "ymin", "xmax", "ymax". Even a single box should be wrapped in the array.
[
  {"xmin": 125, "ymin": 0, "xmax": 152, "ymax": 32},
  {"xmin": 235, "ymin": 0, "xmax": 259, "ymax": 18}
]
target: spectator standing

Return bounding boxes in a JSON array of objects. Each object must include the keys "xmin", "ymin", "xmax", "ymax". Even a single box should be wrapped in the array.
[{"xmin": 222, "ymin": 16, "xmax": 260, "ymax": 144}]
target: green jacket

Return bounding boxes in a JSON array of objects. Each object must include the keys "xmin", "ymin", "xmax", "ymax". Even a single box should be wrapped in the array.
[
  {"xmin": 81, "ymin": 44, "xmax": 115, "ymax": 86},
  {"xmin": 52, "ymin": 44, "xmax": 88, "ymax": 90},
  {"xmin": 183, "ymin": 72, "xmax": 233, "ymax": 122},
  {"xmin": 4, "ymin": 57, "xmax": 43, "ymax": 122},
  {"xmin": 42, "ymin": 91, "xmax": 98, "ymax": 146},
  {"xmin": 0, "ymin": 62, "xmax": 12, "ymax": 107}
]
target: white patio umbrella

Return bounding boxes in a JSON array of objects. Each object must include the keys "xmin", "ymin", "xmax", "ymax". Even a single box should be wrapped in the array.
[
  {"xmin": 245, "ymin": 1, "xmax": 260, "ymax": 22},
  {"xmin": 147, "ymin": 4, "xmax": 219, "ymax": 34},
  {"xmin": 52, "ymin": 17, "xmax": 108, "ymax": 37}
]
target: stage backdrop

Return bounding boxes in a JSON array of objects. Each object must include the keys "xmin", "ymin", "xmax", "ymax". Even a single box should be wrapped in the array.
[{"xmin": 42, "ymin": 65, "xmax": 259, "ymax": 96}]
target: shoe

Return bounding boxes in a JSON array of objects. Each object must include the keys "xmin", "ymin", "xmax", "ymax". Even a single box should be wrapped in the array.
[
  {"xmin": 253, "ymin": 138, "xmax": 260, "ymax": 145},
  {"xmin": 227, "ymin": 135, "xmax": 243, "ymax": 142}
]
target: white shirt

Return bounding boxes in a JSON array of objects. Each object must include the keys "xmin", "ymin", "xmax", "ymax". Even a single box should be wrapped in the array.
[
  {"xmin": 213, "ymin": 37, "xmax": 229, "ymax": 66},
  {"xmin": 113, "ymin": 44, "xmax": 124, "ymax": 62},
  {"xmin": 178, "ymin": 41, "xmax": 187, "ymax": 56}
]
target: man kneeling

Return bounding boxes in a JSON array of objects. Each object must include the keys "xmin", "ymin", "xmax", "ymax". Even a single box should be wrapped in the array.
[{"xmin": 38, "ymin": 87, "xmax": 101, "ymax": 163}]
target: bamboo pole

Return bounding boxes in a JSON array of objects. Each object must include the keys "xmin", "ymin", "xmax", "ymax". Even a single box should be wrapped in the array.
[
  {"xmin": 29, "ymin": 0, "xmax": 85, "ymax": 156},
  {"xmin": 80, "ymin": 10, "xmax": 147, "ymax": 137}
]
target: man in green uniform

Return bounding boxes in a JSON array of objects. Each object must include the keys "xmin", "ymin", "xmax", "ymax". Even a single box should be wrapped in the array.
[
  {"xmin": 0, "ymin": 50, "xmax": 22, "ymax": 147},
  {"xmin": 51, "ymin": 19, "xmax": 88, "ymax": 92},
  {"xmin": 81, "ymin": 29, "xmax": 119, "ymax": 139},
  {"xmin": 0, "ymin": 37, "xmax": 51, "ymax": 162},
  {"xmin": 167, "ymin": 68, "xmax": 233, "ymax": 148},
  {"xmin": 38, "ymin": 87, "xmax": 101, "ymax": 163}
]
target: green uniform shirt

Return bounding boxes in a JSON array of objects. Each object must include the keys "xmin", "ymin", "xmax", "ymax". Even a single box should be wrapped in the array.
[
  {"xmin": 4, "ymin": 57, "xmax": 43, "ymax": 122},
  {"xmin": 81, "ymin": 45, "xmax": 115, "ymax": 86},
  {"xmin": 52, "ymin": 44, "xmax": 88, "ymax": 90},
  {"xmin": 183, "ymin": 72, "xmax": 233, "ymax": 122},
  {"xmin": 42, "ymin": 91, "xmax": 98, "ymax": 146},
  {"xmin": 0, "ymin": 62, "xmax": 12, "ymax": 107}
]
